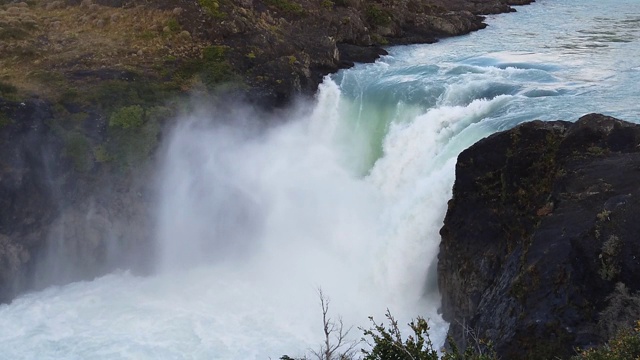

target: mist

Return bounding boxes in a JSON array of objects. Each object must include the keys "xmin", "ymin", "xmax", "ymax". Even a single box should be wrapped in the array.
[
  {"xmin": 151, "ymin": 80, "xmax": 449, "ymax": 355},
  {"xmin": 0, "ymin": 77, "xmax": 456, "ymax": 358}
]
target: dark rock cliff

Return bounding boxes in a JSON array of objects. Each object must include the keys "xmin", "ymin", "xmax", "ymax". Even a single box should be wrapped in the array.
[
  {"xmin": 169, "ymin": 0, "xmax": 536, "ymax": 105},
  {"xmin": 0, "ymin": 98, "xmax": 153, "ymax": 303},
  {"xmin": 439, "ymin": 114, "xmax": 640, "ymax": 359}
]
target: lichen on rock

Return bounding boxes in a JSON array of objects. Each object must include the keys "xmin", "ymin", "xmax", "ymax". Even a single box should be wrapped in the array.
[{"xmin": 439, "ymin": 114, "xmax": 640, "ymax": 359}]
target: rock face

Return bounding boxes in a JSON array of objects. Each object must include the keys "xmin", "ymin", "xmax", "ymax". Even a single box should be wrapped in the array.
[
  {"xmin": 180, "ymin": 0, "xmax": 535, "ymax": 105},
  {"xmin": 439, "ymin": 114, "xmax": 640, "ymax": 359},
  {"xmin": 0, "ymin": 98, "xmax": 153, "ymax": 303}
]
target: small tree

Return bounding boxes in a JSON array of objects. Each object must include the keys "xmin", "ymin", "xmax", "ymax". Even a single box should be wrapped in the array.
[
  {"xmin": 311, "ymin": 289, "xmax": 359, "ymax": 360},
  {"xmin": 361, "ymin": 309, "xmax": 439, "ymax": 360},
  {"xmin": 282, "ymin": 294, "xmax": 498, "ymax": 360},
  {"xmin": 362, "ymin": 311, "xmax": 498, "ymax": 360},
  {"xmin": 572, "ymin": 321, "xmax": 640, "ymax": 360}
]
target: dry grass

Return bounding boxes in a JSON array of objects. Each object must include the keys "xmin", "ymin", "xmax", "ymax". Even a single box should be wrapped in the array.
[{"xmin": 0, "ymin": 0, "xmax": 209, "ymax": 99}]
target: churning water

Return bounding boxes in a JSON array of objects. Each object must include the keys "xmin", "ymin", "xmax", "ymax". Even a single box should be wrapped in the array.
[{"xmin": 1, "ymin": 0, "xmax": 639, "ymax": 358}]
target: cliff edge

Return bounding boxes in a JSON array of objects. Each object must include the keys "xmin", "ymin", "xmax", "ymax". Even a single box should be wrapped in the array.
[{"xmin": 439, "ymin": 114, "xmax": 640, "ymax": 359}]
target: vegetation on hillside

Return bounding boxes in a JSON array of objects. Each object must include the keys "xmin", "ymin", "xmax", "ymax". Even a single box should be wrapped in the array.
[
  {"xmin": 280, "ymin": 290, "xmax": 640, "ymax": 360},
  {"xmin": 572, "ymin": 322, "xmax": 640, "ymax": 360}
]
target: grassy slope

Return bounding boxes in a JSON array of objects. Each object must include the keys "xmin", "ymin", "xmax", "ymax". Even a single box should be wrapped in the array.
[{"xmin": 0, "ymin": 1, "xmax": 210, "ymax": 101}]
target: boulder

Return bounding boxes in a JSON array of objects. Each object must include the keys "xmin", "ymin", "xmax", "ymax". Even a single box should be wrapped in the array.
[{"xmin": 439, "ymin": 114, "xmax": 640, "ymax": 359}]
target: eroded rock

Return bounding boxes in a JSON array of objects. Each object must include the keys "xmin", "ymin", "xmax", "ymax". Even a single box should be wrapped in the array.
[{"xmin": 439, "ymin": 114, "xmax": 640, "ymax": 359}]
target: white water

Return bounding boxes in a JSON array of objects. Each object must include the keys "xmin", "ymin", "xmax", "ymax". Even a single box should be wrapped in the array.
[{"xmin": 2, "ymin": 0, "xmax": 640, "ymax": 358}]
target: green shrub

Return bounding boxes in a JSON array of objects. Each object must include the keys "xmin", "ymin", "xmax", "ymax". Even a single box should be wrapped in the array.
[
  {"xmin": 0, "ymin": 112, "xmax": 12, "ymax": 128},
  {"xmin": 362, "ymin": 311, "xmax": 439, "ymax": 360},
  {"xmin": 283, "ymin": 292, "xmax": 499, "ymax": 360},
  {"xmin": 64, "ymin": 132, "xmax": 92, "ymax": 172},
  {"xmin": 321, "ymin": 0, "xmax": 334, "ymax": 8},
  {"xmin": 573, "ymin": 322, "xmax": 640, "ymax": 360},
  {"xmin": 0, "ymin": 81, "xmax": 18, "ymax": 96},
  {"xmin": 365, "ymin": 5, "xmax": 392, "ymax": 27},
  {"xmin": 85, "ymin": 78, "xmax": 179, "ymax": 111},
  {"xmin": 146, "ymin": 105, "xmax": 174, "ymax": 123},
  {"xmin": 198, "ymin": 0, "xmax": 225, "ymax": 18},
  {"xmin": 0, "ymin": 27, "xmax": 29, "ymax": 40},
  {"xmin": 93, "ymin": 144, "xmax": 112, "ymax": 163},
  {"xmin": 371, "ymin": 34, "xmax": 388, "ymax": 45},
  {"xmin": 166, "ymin": 18, "xmax": 181, "ymax": 32},
  {"xmin": 177, "ymin": 46, "xmax": 238, "ymax": 89},
  {"xmin": 70, "ymin": 112, "xmax": 89, "ymax": 123},
  {"xmin": 109, "ymin": 105, "xmax": 144, "ymax": 129},
  {"xmin": 362, "ymin": 310, "xmax": 497, "ymax": 360},
  {"xmin": 203, "ymin": 45, "xmax": 227, "ymax": 62},
  {"xmin": 265, "ymin": 0, "xmax": 305, "ymax": 16}
]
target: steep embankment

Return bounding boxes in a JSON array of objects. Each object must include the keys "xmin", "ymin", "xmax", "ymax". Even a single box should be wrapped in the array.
[
  {"xmin": 439, "ymin": 114, "xmax": 640, "ymax": 359},
  {"xmin": 0, "ymin": 0, "xmax": 534, "ymax": 105},
  {"xmin": 0, "ymin": 0, "xmax": 533, "ymax": 303}
]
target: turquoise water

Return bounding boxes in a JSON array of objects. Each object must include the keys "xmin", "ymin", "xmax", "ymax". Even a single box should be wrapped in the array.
[
  {"xmin": 0, "ymin": 1, "xmax": 638, "ymax": 358},
  {"xmin": 333, "ymin": 0, "xmax": 640, "ymax": 173}
]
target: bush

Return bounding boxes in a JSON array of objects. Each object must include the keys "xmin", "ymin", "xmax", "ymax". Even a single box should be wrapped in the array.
[
  {"xmin": 362, "ymin": 310, "xmax": 439, "ymax": 360},
  {"xmin": 264, "ymin": 0, "xmax": 305, "ymax": 16},
  {"xmin": 573, "ymin": 322, "xmax": 640, "ymax": 360},
  {"xmin": 0, "ymin": 112, "xmax": 12, "ymax": 128},
  {"xmin": 109, "ymin": 105, "xmax": 144, "ymax": 129},
  {"xmin": 365, "ymin": 5, "xmax": 392, "ymax": 27},
  {"xmin": 166, "ymin": 18, "xmax": 181, "ymax": 32},
  {"xmin": 321, "ymin": 0, "xmax": 334, "ymax": 9},
  {"xmin": 0, "ymin": 81, "xmax": 18, "ymax": 96},
  {"xmin": 598, "ymin": 283, "xmax": 640, "ymax": 340},
  {"xmin": 177, "ymin": 46, "xmax": 238, "ymax": 89},
  {"xmin": 93, "ymin": 144, "xmax": 112, "ymax": 163},
  {"xmin": 198, "ymin": 0, "xmax": 225, "ymax": 18},
  {"xmin": 64, "ymin": 132, "xmax": 92, "ymax": 172},
  {"xmin": 285, "ymin": 291, "xmax": 498, "ymax": 360},
  {"xmin": 333, "ymin": 0, "xmax": 350, "ymax": 7}
]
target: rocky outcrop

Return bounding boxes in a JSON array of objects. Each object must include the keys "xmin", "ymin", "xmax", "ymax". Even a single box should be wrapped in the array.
[
  {"xmin": 193, "ymin": 0, "xmax": 536, "ymax": 105},
  {"xmin": 0, "ymin": 98, "xmax": 153, "ymax": 303},
  {"xmin": 439, "ymin": 114, "xmax": 640, "ymax": 359}
]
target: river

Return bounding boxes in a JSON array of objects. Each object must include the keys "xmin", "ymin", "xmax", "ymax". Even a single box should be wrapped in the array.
[{"xmin": 0, "ymin": 0, "xmax": 639, "ymax": 358}]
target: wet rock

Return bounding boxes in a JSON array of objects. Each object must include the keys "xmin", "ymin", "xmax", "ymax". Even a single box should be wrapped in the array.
[
  {"xmin": 439, "ymin": 114, "xmax": 640, "ymax": 359},
  {"xmin": 0, "ymin": 98, "xmax": 152, "ymax": 304}
]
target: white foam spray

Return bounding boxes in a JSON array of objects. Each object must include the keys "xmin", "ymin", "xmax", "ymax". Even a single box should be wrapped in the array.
[{"xmin": 0, "ymin": 76, "xmax": 513, "ymax": 359}]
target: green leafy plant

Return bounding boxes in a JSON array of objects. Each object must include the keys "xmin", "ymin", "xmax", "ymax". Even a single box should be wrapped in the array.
[
  {"xmin": 93, "ymin": 144, "xmax": 112, "ymax": 163},
  {"xmin": 0, "ymin": 112, "xmax": 12, "ymax": 128},
  {"xmin": 109, "ymin": 105, "xmax": 144, "ymax": 129},
  {"xmin": 321, "ymin": 0, "xmax": 334, "ymax": 9},
  {"xmin": 176, "ymin": 45, "xmax": 238, "ymax": 89},
  {"xmin": 0, "ymin": 81, "xmax": 18, "ymax": 96},
  {"xmin": 362, "ymin": 310, "xmax": 439, "ymax": 360},
  {"xmin": 198, "ymin": 0, "xmax": 225, "ymax": 18},
  {"xmin": 573, "ymin": 321, "xmax": 640, "ymax": 360},
  {"xmin": 265, "ymin": 0, "xmax": 305, "ymax": 16},
  {"xmin": 333, "ymin": 0, "xmax": 349, "ymax": 7},
  {"xmin": 166, "ymin": 18, "xmax": 181, "ymax": 32},
  {"xmin": 362, "ymin": 310, "xmax": 498, "ymax": 359},
  {"xmin": 365, "ymin": 5, "xmax": 391, "ymax": 27},
  {"xmin": 64, "ymin": 131, "xmax": 92, "ymax": 172}
]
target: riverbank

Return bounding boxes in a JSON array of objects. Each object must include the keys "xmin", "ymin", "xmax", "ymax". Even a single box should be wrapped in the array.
[{"xmin": 1, "ymin": 0, "xmax": 534, "ymax": 107}]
